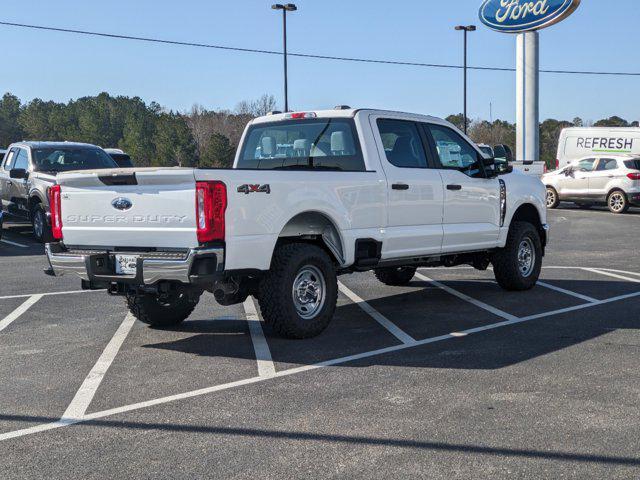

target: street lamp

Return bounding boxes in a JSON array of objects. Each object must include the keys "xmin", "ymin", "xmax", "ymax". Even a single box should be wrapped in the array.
[
  {"xmin": 272, "ymin": 3, "xmax": 297, "ymax": 112},
  {"xmin": 454, "ymin": 25, "xmax": 476, "ymax": 134}
]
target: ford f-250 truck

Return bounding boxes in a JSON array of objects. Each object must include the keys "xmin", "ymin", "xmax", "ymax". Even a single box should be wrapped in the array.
[{"xmin": 45, "ymin": 108, "xmax": 548, "ymax": 338}]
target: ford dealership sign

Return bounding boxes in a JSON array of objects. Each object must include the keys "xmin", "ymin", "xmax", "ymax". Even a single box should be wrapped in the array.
[{"xmin": 479, "ymin": 0, "xmax": 580, "ymax": 33}]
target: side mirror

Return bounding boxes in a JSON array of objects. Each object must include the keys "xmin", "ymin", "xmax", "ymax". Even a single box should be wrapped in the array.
[
  {"xmin": 9, "ymin": 168, "xmax": 27, "ymax": 179},
  {"xmin": 493, "ymin": 144, "xmax": 514, "ymax": 163}
]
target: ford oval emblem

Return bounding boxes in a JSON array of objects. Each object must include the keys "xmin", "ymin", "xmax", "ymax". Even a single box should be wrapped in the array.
[
  {"xmin": 479, "ymin": 0, "xmax": 581, "ymax": 33},
  {"xmin": 111, "ymin": 197, "xmax": 133, "ymax": 211}
]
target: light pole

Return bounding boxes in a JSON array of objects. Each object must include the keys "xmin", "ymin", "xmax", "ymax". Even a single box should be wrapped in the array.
[
  {"xmin": 272, "ymin": 3, "xmax": 297, "ymax": 112},
  {"xmin": 454, "ymin": 25, "xmax": 476, "ymax": 134}
]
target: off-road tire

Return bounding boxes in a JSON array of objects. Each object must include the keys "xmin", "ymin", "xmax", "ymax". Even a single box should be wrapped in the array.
[
  {"xmin": 125, "ymin": 289, "xmax": 202, "ymax": 328},
  {"xmin": 546, "ymin": 187, "xmax": 560, "ymax": 209},
  {"xmin": 607, "ymin": 190, "xmax": 629, "ymax": 214},
  {"xmin": 492, "ymin": 221, "xmax": 542, "ymax": 291},
  {"xmin": 258, "ymin": 243, "xmax": 337, "ymax": 339},
  {"xmin": 31, "ymin": 204, "xmax": 53, "ymax": 243},
  {"xmin": 374, "ymin": 266, "xmax": 417, "ymax": 286}
]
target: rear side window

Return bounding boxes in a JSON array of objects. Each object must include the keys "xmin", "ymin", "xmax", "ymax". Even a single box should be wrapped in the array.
[
  {"xmin": 238, "ymin": 118, "xmax": 365, "ymax": 171},
  {"xmin": 597, "ymin": 158, "xmax": 618, "ymax": 171},
  {"xmin": 624, "ymin": 159, "xmax": 640, "ymax": 170},
  {"xmin": 376, "ymin": 119, "xmax": 428, "ymax": 168}
]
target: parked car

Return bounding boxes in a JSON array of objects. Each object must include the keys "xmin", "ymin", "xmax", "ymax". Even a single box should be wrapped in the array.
[
  {"xmin": 543, "ymin": 155, "xmax": 640, "ymax": 213},
  {"xmin": 556, "ymin": 127, "xmax": 640, "ymax": 170},
  {"xmin": 103, "ymin": 148, "xmax": 134, "ymax": 168},
  {"xmin": 45, "ymin": 108, "xmax": 548, "ymax": 339},
  {"xmin": 0, "ymin": 142, "xmax": 118, "ymax": 242}
]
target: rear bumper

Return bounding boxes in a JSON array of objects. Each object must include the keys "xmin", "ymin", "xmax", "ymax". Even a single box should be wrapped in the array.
[{"xmin": 45, "ymin": 243, "xmax": 224, "ymax": 285}]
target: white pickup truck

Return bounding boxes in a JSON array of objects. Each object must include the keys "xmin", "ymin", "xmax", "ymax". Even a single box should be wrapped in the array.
[{"xmin": 45, "ymin": 108, "xmax": 548, "ymax": 338}]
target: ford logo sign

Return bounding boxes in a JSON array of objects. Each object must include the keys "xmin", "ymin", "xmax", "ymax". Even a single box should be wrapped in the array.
[
  {"xmin": 479, "ymin": 0, "xmax": 580, "ymax": 33},
  {"xmin": 111, "ymin": 197, "xmax": 133, "ymax": 211}
]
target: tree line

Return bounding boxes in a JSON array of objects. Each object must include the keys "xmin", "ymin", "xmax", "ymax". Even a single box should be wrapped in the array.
[{"xmin": 0, "ymin": 91, "xmax": 636, "ymax": 170}]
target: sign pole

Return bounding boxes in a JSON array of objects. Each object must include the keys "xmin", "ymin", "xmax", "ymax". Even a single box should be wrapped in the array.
[{"xmin": 516, "ymin": 31, "xmax": 539, "ymax": 163}]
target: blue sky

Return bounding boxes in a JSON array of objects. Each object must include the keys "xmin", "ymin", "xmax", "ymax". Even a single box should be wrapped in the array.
[{"xmin": 1, "ymin": 0, "xmax": 638, "ymax": 123}]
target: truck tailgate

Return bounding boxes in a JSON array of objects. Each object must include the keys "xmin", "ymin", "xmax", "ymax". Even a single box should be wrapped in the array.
[{"xmin": 57, "ymin": 168, "xmax": 198, "ymax": 249}]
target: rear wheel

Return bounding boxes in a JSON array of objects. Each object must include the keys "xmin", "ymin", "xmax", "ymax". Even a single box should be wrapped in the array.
[
  {"xmin": 126, "ymin": 287, "xmax": 202, "ymax": 328},
  {"xmin": 258, "ymin": 243, "xmax": 337, "ymax": 339},
  {"xmin": 492, "ymin": 222, "xmax": 542, "ymax": 291},
  {"xmin": 31, "ymin": 204, "xmax": 52, "ymax": 243},
  {"xmin": 607, "ymin": 190, "xmax": 629, "ymax": 214},
  {"xmin": 546, "ymin": 187, "xmax": 560, "ymax": 209},
  {"xmin": 374, "ymin": 266, "xmax": 417, "ymax": 286}
]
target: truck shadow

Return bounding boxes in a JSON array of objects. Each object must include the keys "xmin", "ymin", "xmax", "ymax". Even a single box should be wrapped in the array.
[
  {"xmin": 0, "ymin": 223, "xmax": 43, "ymax": 257},
  {"xmin": 144, "ymin": 278, "xmax": 640, "ymax": 371}
]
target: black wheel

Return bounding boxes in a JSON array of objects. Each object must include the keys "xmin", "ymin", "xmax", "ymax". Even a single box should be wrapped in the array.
[
  {"xmin": 492, "ymin": 222, "xmax": 542, "ymax": 291},
  {"xmin": 575, "ymin": 203, "xmax": 593, "ymax": 209},
  {"xmin": 546, "ymin": 187, "xmax": 560, "ymax": 209},
  {"xmin": 374, "ymin": 266, "xmax": 417, "ymax": 286},
  {"xmin": 125, "ymin": 287, "xmax": 202, "ymax": 328},
  {"xmin": 31, "ymin": 204, "xmax": 52, "ymax": 243},
  {"xmin": 258, "ymin": 243, "xmax": 337, "ymax": 339},
  {"xmin": 607, "ymin": 190, "xmax": 629, "ymax": 214}
]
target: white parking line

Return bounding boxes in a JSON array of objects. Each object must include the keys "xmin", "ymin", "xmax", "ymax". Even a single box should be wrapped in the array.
[
  {"xmin": 0, "ymin": 289, "xmax": 104, "ymax": 301},
  {"xmin": 243, "ymin": 297, "xmax": 276, "ymax": 378},
  {"xmin": 536, "ymin": 281, "xmax": 599, "ymax": 303},
  {"xmin": 338, "ymin": 282, "xmax": 416, "ymax": 345},
  {"xmin": 520, "ymin": 290, "xmax": 640, "ymax": 321},
  {"xmin": 583, "ymin": 268, "xmax": 640, "ymax": 284},
  {"xmin": 61, "ymin": 313, "xmax": 136, "ymax": 420},
  {"xmin": 0, "ymin": 295, "xmax": 43, "ymax": 333},
  {"xmin": 414, "ymin": 272, "xmax": 518, "ymax": 322},
  {"xmin": 0, "ymin": 238, "xmax": 29, "ymax": 248}
]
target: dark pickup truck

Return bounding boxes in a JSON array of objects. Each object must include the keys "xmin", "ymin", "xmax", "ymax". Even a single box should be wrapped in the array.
[{"xmin": 0, "ymin": 142, "xmax": 118, "ymax": 242}]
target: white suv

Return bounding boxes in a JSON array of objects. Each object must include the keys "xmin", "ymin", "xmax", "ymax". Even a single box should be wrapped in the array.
[{"xmin": 543, "ymin": 155, "xmax": 640, "ymax": 213}]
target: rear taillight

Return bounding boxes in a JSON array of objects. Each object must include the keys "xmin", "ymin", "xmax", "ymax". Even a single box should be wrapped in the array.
[
  {"xmin": 48, "ymin": 184, "xmax": 63, "ymax": 240},
  {"xmin": 195, "ymin": 181, "xmax": 227, "ymax": 243},
  {"xmin": 555, "ymin": 159, "xmax": 560, "ymax": 170},
  {"xmin": 627, "ymin": 172, "xmax": 640, "ymax": 180}
]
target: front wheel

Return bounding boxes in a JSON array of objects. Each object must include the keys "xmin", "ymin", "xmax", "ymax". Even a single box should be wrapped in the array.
[
  {"xmin": 607, "ymin": 190, "xmax": 629, "ymax": 214},
  {"xmin": 258, "ymin": 243, "xmax": 337, "ymax": 339},
  {"xmin": 492, "ymin": 222, "xmax": 542, "ymax": 291},
  {"xmin": 126, "ymin": 287, "xmax": 202, "ymax": 328},
  {"xmin": 374, "ymin": 266, "xmax": 417, "ymax": 286}
]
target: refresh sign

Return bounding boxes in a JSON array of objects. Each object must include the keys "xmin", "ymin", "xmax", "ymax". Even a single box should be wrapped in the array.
[{"xmin": 479, "ymin": 0, "xmax": 581, "ymax": 33}]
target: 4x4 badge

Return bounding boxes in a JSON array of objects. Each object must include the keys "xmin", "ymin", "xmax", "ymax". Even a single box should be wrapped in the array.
[{"xmin": 237, "ymin": 184, "xmax": 271, "ymax": 195}]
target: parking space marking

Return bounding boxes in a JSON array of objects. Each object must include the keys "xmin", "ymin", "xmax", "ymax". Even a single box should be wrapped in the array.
[
  {"xmin": 2, "ymin": 270, "xmax": 640, "ymax": 444},
  {"xmin": 596, "ymin": 268, "xmax": 640, "ymax": 278},
  {"xmin": 536, "ymin": 281, "xmax": 598, "ymax": 303},
  {"xmin": 415, "ymin": 272, "xmax": 518, "ymax": 322},
  {"xmin": 0, "ymin": 289, "xmax": 104, "ymax": 301},
  {"xmin": 61, "ymin": 313, "xmax": 136, "ymax": 420},
  {"xmin": 0, "ymin": 295, "xmax": 43, "ymax": 333},
  {"xmin": 0, "ymin": 238, "xmax": 29, "ymax": 248},
  {"xmin": 584, "ymin": 268, "xmax": 640, "ymax": 284},
  {"xmin": 338, "ymin": 282, "xmax": 416, "ymax": 345},
  {"xmin": 244, "ymin": 297, "xmax": 276, "ymax": 378}
]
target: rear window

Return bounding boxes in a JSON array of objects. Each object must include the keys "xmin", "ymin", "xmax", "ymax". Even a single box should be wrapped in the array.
[
  {"xmin": 33, "ymin": 147, "xmax": 117, "ymax": 173},
  {"xmin": 238, "ymin": 118, "xmax": 365, "ymax": 171},
  {"xmin": 624, "ymin": 159, "xmax": 640, "ymax": 170}
]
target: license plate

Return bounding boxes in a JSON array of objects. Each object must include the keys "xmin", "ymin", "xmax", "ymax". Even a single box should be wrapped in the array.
[{"xmin": 115, "ymin": 255, "xmax": 138, "ymax": 275}]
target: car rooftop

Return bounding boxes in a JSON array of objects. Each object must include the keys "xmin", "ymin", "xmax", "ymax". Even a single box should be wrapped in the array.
[
  {"xmin": 11, "ymin": 141, "xmax": 101, "ymax": 148},
  {"xmin": 251, "ymin": 108, "xmax": 442, "ymax": 125}
]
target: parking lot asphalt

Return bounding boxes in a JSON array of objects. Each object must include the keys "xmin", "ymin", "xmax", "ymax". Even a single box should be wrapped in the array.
[{"xmin": 1, "ymin": 205, "xmax": 639, "ymax": 479}]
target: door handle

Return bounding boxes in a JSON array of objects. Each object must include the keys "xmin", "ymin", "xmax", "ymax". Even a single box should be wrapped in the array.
[
  {"xmin": 446, "ymin": 184, "xmax": 462, "ymax": 191},
  {"xmin": 392, "ymin": 183, "xmax": 410, "ymax": 190}
]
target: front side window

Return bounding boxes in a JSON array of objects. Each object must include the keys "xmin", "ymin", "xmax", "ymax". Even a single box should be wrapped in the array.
[
  {"xmin": 576, "ymin": 158, "xmax": 596, "ymax": 172},
  {"xmin": 32, "ymin": 147, "xmax": 117, "ymax": 173},
  {"xmin": 3, "ymin": 149, "xmax": 16, "ymax": 171},
  {"xmin": 376, "ymin": 119, "xmax": 428, "ymax": 169},
  {"xmin": 597, "ymin": 158, "xmax": 618, "ymax": 171},
  {"xmin": 13, "ymin": 148, "xmax": 29, "ymax": 170},
  {"xmin": 238, "ymin": 118, "xmax": 364, "ymax": 171},
  {"xmin": 428, "ymin": 124, "xmax": 482, "ymax": 177}
]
